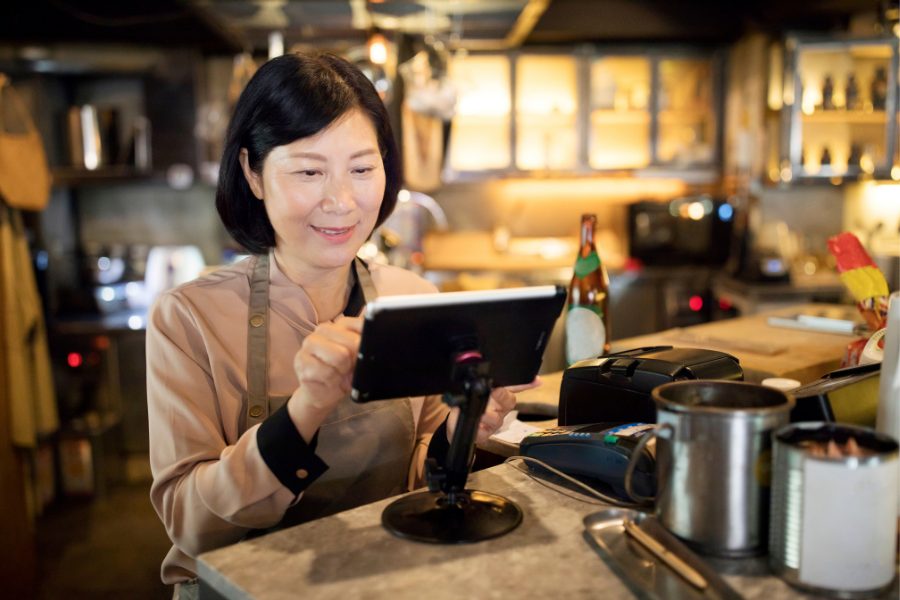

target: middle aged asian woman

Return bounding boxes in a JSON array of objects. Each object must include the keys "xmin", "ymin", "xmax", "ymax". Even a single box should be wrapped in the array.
[{"xmin": 146, "ymin": 52, "xmax": 525, "ymax": 589}]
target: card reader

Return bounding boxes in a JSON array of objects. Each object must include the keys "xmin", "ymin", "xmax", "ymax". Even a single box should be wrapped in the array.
[{"xmin": 519, "ymin": 422, "xmax": 656, "ymax": 501}]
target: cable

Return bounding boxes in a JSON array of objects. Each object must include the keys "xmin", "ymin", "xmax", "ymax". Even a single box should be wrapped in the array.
[{"xmin": 503, "ymin": 455, "xmax": 650, "ymax": 509}]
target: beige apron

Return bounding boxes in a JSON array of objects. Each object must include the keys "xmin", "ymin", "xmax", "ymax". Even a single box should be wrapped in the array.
[
  {"xmin": 243, "ymin": 253, "xmax": 416, "ymax": 530},
  {"xmin": 0, "ymin": 75, "xmax": 50, "ymax": 211}
]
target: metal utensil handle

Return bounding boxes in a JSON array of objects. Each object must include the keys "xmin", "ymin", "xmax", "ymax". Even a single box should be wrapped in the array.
[
  {"xmin": 623, "ymin": 422, "xmax": 671, "ymax": 504},
  {"xmin": 623, "ymin": 518, "xmax": 708, "ymax": 590}
]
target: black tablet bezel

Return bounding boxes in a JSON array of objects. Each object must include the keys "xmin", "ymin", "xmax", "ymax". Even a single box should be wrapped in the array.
[{"xmin": 351, "ymin": 285, "xmax": 567, "ymax": 402}]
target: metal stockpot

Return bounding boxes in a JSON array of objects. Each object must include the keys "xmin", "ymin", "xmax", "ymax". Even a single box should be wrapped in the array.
[
  {"xmin": 66, "ymin": 105, "xmax": 119, "ymax": 169},
  {"xmin": 627, "ymin": 380, "xmax": 793, "ymax": 557}
]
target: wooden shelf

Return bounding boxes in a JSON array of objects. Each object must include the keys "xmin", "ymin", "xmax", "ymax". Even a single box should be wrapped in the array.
[
  {"xmin": 517, "ymin": 112, "xmax": 577, "ymax": 123},
  {"xmin": 51, "ymin": 165, "xmax": 155, "ymax": 187},
  {"xmin": 798, "ymin": 164, "xmax": 890, "ymax": 179},
  {"xmin": 801, "ymin": 110, "xmax": 887, "ymax": 125},
  {"xmin": 452, "ymin": 114, "xmax": 510, "ymax": 122},
  {"xmin": 659, "ymin": 109, "xmax": 712, "ymax": 123},
  {"xmin": 590, "ymin": 109, "xmax": 649, "ymax": 124}
]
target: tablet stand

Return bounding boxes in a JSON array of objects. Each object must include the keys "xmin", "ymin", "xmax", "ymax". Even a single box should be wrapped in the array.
[{"xmin": 381, "ymin": 350, "xmax": 523, "ymax": 543}]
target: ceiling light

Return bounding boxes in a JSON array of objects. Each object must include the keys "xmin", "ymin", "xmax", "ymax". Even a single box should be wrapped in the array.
[
  {"xmin": 268, "ymin": 31, "xmax": 284, "ymax": 59},
  {"xmin": 368, "ymin": 31, "xmax": 388, "ymax": 65}
]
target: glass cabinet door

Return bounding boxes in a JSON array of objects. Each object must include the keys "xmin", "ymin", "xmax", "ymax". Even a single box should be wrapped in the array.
[
  {"xmin": 447, "ymin": 54, "xmax": 512, "ymax": 172},
  {"xmin": 514, "ymin": 54, "xmax": 578, "ymax": 170},
  {"xmin": 894, "ymin": 54, "xmax": 900, "ymax": 181},
  {"xmin": 793, "ymin": 40, "xmax": 896, "ymax": 178},
  {"xmin": 588, "ymin": 56, "xmax": 651, "ymax": 169},
  {"xmin": 656, "ymin": 57, "xmax": 717, "ymax": 166}
]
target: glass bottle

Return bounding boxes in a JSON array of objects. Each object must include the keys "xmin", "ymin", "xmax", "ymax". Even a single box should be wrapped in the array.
[
  {"xmin": 871, "ymin": 67, "xmax": 888, "ymax": 111},
  {"xmin": 565, "ymin": 214, "xmax": 611, "ymax": 364},
  {"xmin": 848, "ymin": 143, "xmax": 863, "ymax": 168},
  {"xmin": 845, "ymin": 74, "xmax": 859, "ymax": 110},
  {"xmin": 821, "ymin": 75, "xmax": 834, "ymax": 110}
]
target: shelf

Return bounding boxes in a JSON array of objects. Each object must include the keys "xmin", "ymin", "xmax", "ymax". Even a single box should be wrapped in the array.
[
  {"xmin": 798, "ymin": 164, "xmax": 891, "ymax": 179},
  {"xmin": 801, "ymin": 110, "xmax": 887, "ymax": 125},
  {"xmin": 517, "ymin": 112, "xmax": 577, "ymax": 123},
  {"xmin": 848, "ymin": 45, "xmax": 893, "ymax": 60},
  {"xmin": 590, "ymin": 109, "xmax": 649, "ymax": 124},
  {"xmin": 659, "ymin": 109, "xmax": 712, "ymax": 123},
  {"xmin": 51, "ymin": 165, "xmax": 155, "ymax": 187}
]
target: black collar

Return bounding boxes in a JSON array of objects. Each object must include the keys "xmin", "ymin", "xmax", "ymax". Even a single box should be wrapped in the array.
[{"xmin": 343, "ymin": 263, "xmax": 366, "ymax": 317}]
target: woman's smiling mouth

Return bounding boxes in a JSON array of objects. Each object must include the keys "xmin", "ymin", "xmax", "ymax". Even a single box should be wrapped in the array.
[{"xmin": 310, "ymin": 224, "xmax": 356, "ymax": 241}]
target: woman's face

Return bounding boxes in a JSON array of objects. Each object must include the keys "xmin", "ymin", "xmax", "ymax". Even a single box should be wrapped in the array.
[{"xmin": 242, "ymin": 108, "xmax": 385, "ymax": 272}]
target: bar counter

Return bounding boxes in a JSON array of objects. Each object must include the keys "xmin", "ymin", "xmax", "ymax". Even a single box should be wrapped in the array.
[
  {"xmin": 197, "ymin": 302, "xmax": 895, "ymax": 598},
  {"xmin": 197, "ymin": 463, "xmax": 898, "ymax": 599}
]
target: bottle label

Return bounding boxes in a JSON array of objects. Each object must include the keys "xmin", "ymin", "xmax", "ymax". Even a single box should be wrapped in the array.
[
  {"xmin": 565, "ymin": 305, "xmax": 607, "ymax": 364},
  {"xmin": 573, "ymin": 251, "xmax": 601, "ymax": 278}
]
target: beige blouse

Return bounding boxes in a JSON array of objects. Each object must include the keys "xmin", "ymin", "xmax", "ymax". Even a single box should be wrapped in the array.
[{"xmin": 147, "ymin": 254, "xmax": 449, "ymax": 584}]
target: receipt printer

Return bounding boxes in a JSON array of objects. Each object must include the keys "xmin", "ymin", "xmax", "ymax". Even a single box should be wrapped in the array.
[{"xmin": 558, "ymin": 346, "xmax": 743, "ymax": 425}]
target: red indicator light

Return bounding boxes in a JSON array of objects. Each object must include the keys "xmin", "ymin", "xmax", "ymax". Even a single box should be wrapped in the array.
[
  {"xmin": 688, "ymin": 295, "xmax": 704, "ymax": 312},
  {"xmin": 67, "ymin": 352, "xmax": 83, "ymax": 368},
  {"xmin": 718, "ymin": 297, "xmax": 733, "ymax": 311}
]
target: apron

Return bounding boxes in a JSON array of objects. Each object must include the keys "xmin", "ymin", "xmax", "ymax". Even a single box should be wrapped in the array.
[{"xmin": 243, "ymin": 253, "xmax": 416, "ymax": 529}]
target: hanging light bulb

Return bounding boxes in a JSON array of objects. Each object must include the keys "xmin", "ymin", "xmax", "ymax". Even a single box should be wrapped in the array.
[
  {"xmin": 368, "ymin": 30, "xmax": 388, "ymax": 65},
  {"xmin": 268, "ymin": 31, "xmax": 284, "ymax": 59}
]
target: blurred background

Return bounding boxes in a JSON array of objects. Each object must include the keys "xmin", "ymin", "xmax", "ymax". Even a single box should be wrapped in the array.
[{"xmin": 0, "ymin": 1, "xmax": 898, "ymax": 597}]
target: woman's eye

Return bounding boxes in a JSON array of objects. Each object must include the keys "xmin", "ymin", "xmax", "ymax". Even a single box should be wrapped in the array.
[
  {"xmin": 295, "ymin": 169, "xmax": 321, "ymax": 177},
  {"xmin": 352, "ymin": 167, "xmax": 374, "ymax": 175}
]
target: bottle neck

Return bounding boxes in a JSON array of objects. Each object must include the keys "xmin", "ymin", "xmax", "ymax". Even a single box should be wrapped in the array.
[
  {"xmin": 580, "ymin": 218, "xmax": 596, "ymax": 258},
  {"xmin": 574, "ymin": 218, "xmax": 601, "ymax": 278},
  {"xmin": 580, "ymin": 219, "xmax": 595, "ymax": 246}
]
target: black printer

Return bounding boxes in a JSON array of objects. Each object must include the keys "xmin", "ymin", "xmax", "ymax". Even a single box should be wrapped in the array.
[{"xmin": 558, "ymin": 346, "xmax": 743, "ymax": 425}]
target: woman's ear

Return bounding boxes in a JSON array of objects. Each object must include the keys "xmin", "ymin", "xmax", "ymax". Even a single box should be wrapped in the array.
[{"xmin": 239, "ymin": 148, "xmax": 264, "ymax": 200}]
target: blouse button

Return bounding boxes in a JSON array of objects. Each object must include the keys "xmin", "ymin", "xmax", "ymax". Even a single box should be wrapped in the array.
[
  {"xmin": 248, "ymin": 405, "xmax": 263, "ymax": 418},
  {"xmin": 249, "ymin": 314, "xmax": 265, "ymax": 327},
  {"xmin": 296, "ymin": 468, "xmax": 309, "ymax": 479}
]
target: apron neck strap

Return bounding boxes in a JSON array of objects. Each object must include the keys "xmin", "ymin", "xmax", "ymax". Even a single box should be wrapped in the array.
[
  {"xmin": 243, "ymin": 254, "xmax": 377, "ymax": 430},
  {"xmin": 244, "ymin": 253, "xmax": 270, "ymax": 430}
]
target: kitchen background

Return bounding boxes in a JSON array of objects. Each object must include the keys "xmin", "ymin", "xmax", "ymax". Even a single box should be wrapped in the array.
[{"xmin": 0, "ymin": 1, "xmax": 898, "ymax": 598}]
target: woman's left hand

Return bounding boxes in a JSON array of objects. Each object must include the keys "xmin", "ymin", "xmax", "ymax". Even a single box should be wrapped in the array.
[{"xmin": 446, "ymin": 385, "xmax": 521, "ymax": 446}]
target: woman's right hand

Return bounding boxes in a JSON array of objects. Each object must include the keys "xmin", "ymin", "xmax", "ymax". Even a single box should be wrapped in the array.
[{"xmin": 287, "ymin": 315, "xmax": 363, "ymax": 441}]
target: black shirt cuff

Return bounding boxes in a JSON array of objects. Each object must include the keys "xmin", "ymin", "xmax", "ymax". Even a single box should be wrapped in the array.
[
  {"xmin": 426, "ymin": 416, "xmax": 451, "ymax": 467},
  {"xmin": 257, "ymin": 404, "xmax": 329, "ymax": 495}
]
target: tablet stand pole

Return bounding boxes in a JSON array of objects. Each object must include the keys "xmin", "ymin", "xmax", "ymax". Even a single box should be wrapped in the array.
[{"xmin": 380, "ymin": 350, "xmax": 523, "ymax": 543}]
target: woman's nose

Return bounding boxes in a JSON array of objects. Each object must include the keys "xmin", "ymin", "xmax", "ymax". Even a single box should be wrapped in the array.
[{"xmin": 321, "ymin": 182, "xmax": 354, "ymax": 214}]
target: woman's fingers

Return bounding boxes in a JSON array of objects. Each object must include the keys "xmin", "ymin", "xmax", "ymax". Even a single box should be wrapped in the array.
[
  {"xmin": 296, "ymin": 320, "xmax": 361, "ymax": 377},
  {"xmin": 504, "ymin": 377, "xmax": 542, "ymax": 394},
  {"xmin": 490, "ymin": 387, "xmax": 517, "ymax": 411},
  {"xmin": 445, "ymin": 387, "xmax": 519, "ymax": 445}
]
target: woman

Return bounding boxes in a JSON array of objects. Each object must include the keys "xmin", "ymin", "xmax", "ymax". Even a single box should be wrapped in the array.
[{"xmin": 146, "ymin": 52, "xmax": 518, "ymax": 593}]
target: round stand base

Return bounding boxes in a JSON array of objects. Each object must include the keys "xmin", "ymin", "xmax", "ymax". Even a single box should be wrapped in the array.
[{"xmin": 382, "ymin": 489, "xmax": 522, "ymax": 544}]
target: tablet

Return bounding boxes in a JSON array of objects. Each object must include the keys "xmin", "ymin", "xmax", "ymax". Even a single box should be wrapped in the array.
[{"xmin": 351, "ymin": 285, "xmax": 567, "ymax": 402}]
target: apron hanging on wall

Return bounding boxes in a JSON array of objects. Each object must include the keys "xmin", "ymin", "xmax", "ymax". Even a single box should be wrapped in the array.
[
  {"xmin": 0, "ymin": 205, "xmax": 58, "ymax": 448},
  {"xmin": 0, "ymin": 74, "xmax": 51, "ymax": 212}
]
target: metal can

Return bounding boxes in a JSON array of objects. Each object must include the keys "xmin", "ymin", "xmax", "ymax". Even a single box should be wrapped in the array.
[{"xmin": 769, "ymin": 422, "xmax": 899, "ymax": 598}]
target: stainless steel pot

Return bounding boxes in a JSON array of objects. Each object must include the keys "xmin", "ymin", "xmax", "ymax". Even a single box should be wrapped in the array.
[
  {"xmin": 627, "ymin": 380, "xmax": 793, "ymax": 557},
  {"xmin": 66, "ymin": 105, "xmax": 119, "ymax": 169}
]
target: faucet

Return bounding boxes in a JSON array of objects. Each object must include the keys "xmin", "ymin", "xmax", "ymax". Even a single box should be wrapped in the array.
[
  {"xmin": 375, "ymin": 189, "xmax": 449, "ymax": 270},
  {"xmin": 396, "ymin": 189, "xmax": 449, "ymax": 231}
]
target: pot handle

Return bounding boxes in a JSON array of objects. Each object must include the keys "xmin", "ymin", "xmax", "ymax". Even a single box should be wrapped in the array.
[{"xmin": 624, "ymin": 423, "xmax": 672, "ymax": 504}]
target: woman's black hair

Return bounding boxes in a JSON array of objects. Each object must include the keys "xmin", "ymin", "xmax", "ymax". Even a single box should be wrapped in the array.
[{"xmin": 216, "ymin": 52, "xmax": 402, "ymax": 254}]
